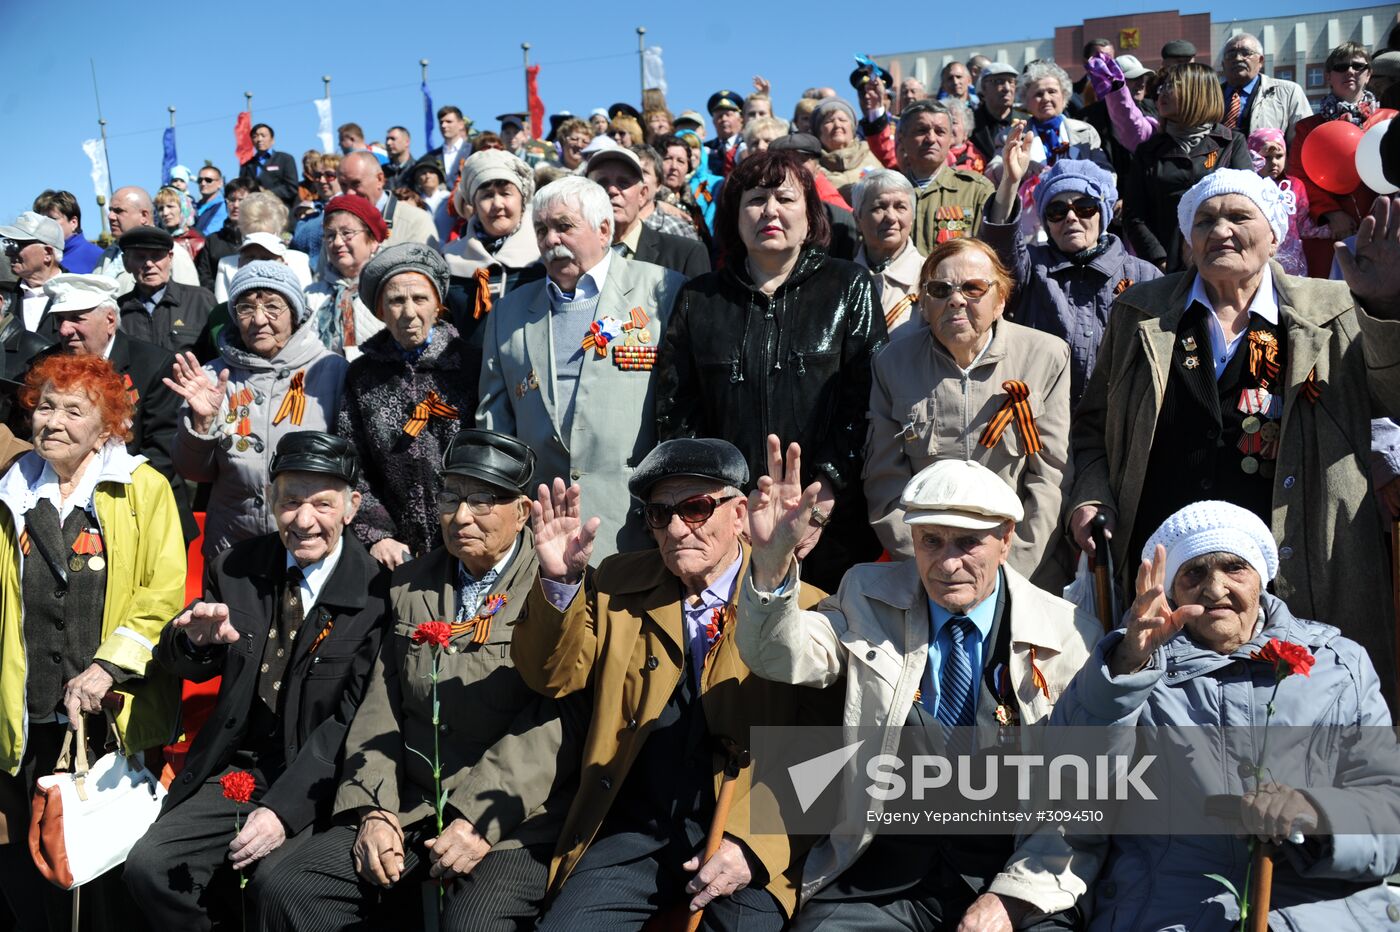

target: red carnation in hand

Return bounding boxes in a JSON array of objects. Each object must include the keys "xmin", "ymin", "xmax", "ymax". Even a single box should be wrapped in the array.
[
  {"xmin": 412, "ymin": 621, "xmax": 452, "ymax": 648},
  {"xmin": 1252, "ymin": 637, "xmax": 1316, "ymax": 679},
  {"xmin": 220, "ymin": 770, "xmax": 256, "ymax": 804}
]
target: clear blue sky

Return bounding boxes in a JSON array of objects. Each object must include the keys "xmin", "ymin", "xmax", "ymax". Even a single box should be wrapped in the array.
[{"xmin": 0, "ymin": 0, "xmax": 1366, "ymax": 227}]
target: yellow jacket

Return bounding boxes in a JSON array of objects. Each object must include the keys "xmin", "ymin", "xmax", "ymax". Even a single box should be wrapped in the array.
[{"xmin": 0, "ymin": 447, "xmax": 185, "ymax": 774}]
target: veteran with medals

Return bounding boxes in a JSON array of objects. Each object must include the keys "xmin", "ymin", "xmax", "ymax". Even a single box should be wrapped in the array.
[{"xmin": 1070, "ymin": 174, "xmax": 1400, "ymax": 692}]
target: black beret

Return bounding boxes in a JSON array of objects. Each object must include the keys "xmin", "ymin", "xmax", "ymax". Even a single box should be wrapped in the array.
[
  {"xmin": 1382, "ymin": 118, "xmax": 1400, "ymax": 190},
  {"xmin": 269, "ymin": 430, "xmax": 360, "ymax": 486},
  {"xmin": 707, "ymin": 90, "xmax": 744, "ymax": 114},
  {"xmin": 442, "ymin": 429, "xmax": 536, "ymax": 495},
  {"xmin": 769, "ymin": 133, "xmax": 822, "ymax": 157},
  {"xmin": 627, "ymin": 438, "xmax": 749, "ymax": 500},
  {"xmin": 1161, "ymin": 39, "xmax": 1197, "ymax": 59},
  {"xmin": 609, "ymin": 102, "xmax": 642, "ymax": 122},
  {"xmin": 850, "ymin": 63, "xmax": 893, "ymax": 90},
  {"xmin": 117, "ymin": 225, "xmax": 174, "ymax": 253}
]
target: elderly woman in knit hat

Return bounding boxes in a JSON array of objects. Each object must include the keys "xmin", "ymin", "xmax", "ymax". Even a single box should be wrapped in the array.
[
  {"xmin": 1019, "ymin": 500, "xmax": 1400, "ymax": 931},
  {"xmin": 167, "ymin": 260, "xmax": 348, "ymax": 559},
  {"xmin": 811, "ymin": 97, "xmax": 884, "ymax": 202},
  {"xmin": 984, "ymin": 128, "xmax": 1161, "ymax": 407},
  {"xmin": 335, "ymin": 243, "xmax": 474, "ymax": 570},
  {"xmin": 443, "ymin": 149, "xmax": 541, "ymax": 375},
  {"xmin": 1071, "ymin": 170, "xmax": 1400, "ymax": 690},
  {"xmin": 304, "ymin": 194, "xmax": 390, "ymax": 359}
]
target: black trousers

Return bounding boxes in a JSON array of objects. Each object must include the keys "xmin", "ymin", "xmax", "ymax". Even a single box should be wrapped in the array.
[
  {"xmin": 794, "ymin": 877, "xmax": 1082, "ymax": 932},
  {"xmin": 538, "ymin": 830, "xmax": 784, "ymax": 932},
  {"xmin": 123, "ymin": 765, "xmax": 301, "ymax": 931},
  {"xmin": 255, "ymin": 821, "xmax": 551, "ymax": 932}
]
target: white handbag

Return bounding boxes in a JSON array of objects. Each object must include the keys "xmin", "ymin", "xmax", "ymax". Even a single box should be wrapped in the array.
[{"xmin": 28, "ymin": 711, "xmax": 167, "ymax": 890}]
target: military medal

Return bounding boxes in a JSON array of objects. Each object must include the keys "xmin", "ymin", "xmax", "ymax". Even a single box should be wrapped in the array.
[
  {"xmin": 88, "ymin": 556, "xmax": 106, "ymax": 571},
  {"xmin": 72, "ymin": 528, "xmax": 104, "ymax": 573},
  {"xmin": 1241, "ymin": 416, "xmax": 1261, "ymax": 435},
  {"xmin": 515, "ymin": 370, "xmax": 540, "ymax": 398},
  {"xmin": 612, "ymin": 345, "xmax": 658, "ymax": 371},
  {"xmin": 69, "ymin": 554, "xmax": 85, "ymax": 572},
  {"xmin": 1241, "ymin": 456, "xmax": 1260, "ymax": 475},
  {"xmin": 582, "ymin": 307, "xmax": 650, "ymax": 357},
  {"xmin": 1184, "ymin": 355, "xmax": 1200, "ymax": 370},
  {"xmin": 1260, "ymin": 421, "xmax": 1280, "ymax": 443},
  {"xmin": 1181, "ymin": 336, "xmax": 1198, "ymax": 352}
]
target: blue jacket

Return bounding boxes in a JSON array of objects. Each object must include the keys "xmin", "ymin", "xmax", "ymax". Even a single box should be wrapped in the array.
[
  {"xmin": 194, "ymin": 194, "xmax": 227, "ymax": 237},
  {"xmin": 1043, "ymin": 595, "xmax": 1400, "ymax": 931},
  {"xmin": 61, "ymin": 231, "xmax": 104, "ymax": 274},
  {"xmin": 291, "ymin": 212, "xmax": 323, "ymax": 269}
]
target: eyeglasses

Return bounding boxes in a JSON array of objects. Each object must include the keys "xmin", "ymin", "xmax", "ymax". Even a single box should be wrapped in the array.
[
  {"xmin": 924, "ymin": 278, "xmax": 994, "ymax": 300},
  {"xmin": 197, "ymin": 176, "xmax": 220, "ymax": 185},
  {"xmin": 1224, "ymin": 48, "xmax": 1261, "ymax": 59},
  {"xmin": 316, "ymin": 171, "xmax": 339, "ymax": 180},
  {"xmin": 1043, "ymin": 196, "xmax": 1101, "ymax": 223},
  {"xmin": 233, "ymin": 301, "xmax": 288, "ymax": 322},
  {"xmin": 643, "ymin": 494, "xmax": 738, "ymax": 530},
  {"xmin": 1331, "ymin": 61, "xmax": 1370, "ymax": 74},
  {"xmin": 322, "ymin": 228, "xmax": 364, "ymax": 245},
  {"xmin": 435, "ymin": 489, "xmax": 516, "ymax": 515}
]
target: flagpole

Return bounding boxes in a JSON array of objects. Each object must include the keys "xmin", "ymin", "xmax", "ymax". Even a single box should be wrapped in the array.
[
  {"xmin": 522, "ymin": 42, "xmax": 531, "ymax": 125},
  {"xmin": 89, "ymin": 59, "xmax": 113, "ymax": 212},
  {"xmin": 96, "ymin": 118, "xmax": 110, "ymax": 244},
  {"xmin": 168, "ymin": 106, "xmax": 176, "ymax": 129},
  {"xmin": 636, "ymin": 26, "xmax": 646, "ymax": 102},
  {"xmin": 323, "ymin": 75, "xmax": 331, "ymax": 100},
  {"xmin": 244, "ymin": 91, "xmax": 252, "ymax": 116},
  {"xmin": 420, "ymin": 59, "xmax": 429, "ymax": 86}
]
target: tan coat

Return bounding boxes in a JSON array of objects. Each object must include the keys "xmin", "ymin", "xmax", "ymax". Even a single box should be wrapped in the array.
[
  {"xmin": 855, "ymin": 239, "xmax": 925, "ymax": 339},
  {"xmin": 0, "ymin": 426, "xmax": 28, "ymax": 476},
  {"xmin": 1070, "ymin": 265, "xmax": 1400, "ymax": 685},
  {"xmin": 336, "ymin": 536, "xmax": 580, "ymax": 849},
  {"xmin": 509, "ymin": 546, "xmax": 828, "ymax": 916},
  {"xmin": 818, "ymin": 141, "xmax": 884, "ymax": 203},
  {"xmin": 865, "ymin": 319, "xmax": 1072, "ymax": 584},
  {"xmin": 736, "ymin": 559, "xmax": 1102, "ymax": 909}
]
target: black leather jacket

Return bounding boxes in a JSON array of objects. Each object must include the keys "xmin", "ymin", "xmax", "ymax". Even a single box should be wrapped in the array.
[{"xmin": 655, "ymin": 248, "xmax": 887, "ymax": 496}]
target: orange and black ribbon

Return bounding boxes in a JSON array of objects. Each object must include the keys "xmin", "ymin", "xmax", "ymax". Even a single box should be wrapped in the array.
[
  {"xmin": 121, "ymin": 373, "xmax": 139, "ymax": 405},
  {"xmin": 977, "ymin": 380, "xmax": 1043, "ymax": 457},
  {"xmin": 703, "ymin": 601, "xmax": 737, "ymax": 668},
  {"xmin": 1247, "ymin": 331, "xmax": 1281, "ymax": 390},
  {"xmin": 1301, "ymin": 367, "xmax": 1321, "ymax": 404},
  {"xmin": 18, "ymin": 528, "xmax": 30, "ymax": 556},
  {"xmin": 472, "ymin": 267, "xmax": 493, "ymax": 320},
  {"xmin": 272, "ymin": 371, "xmax": 306, "ymax": 426},
  {"xmin": 450, "ymin": 594, "xmax": 508, "ymax": 646},
  {"xmin": 402, "ymin": 391, "xmax": 460, "ymax": 438},
  {"xmin": 885, "ymin": 294, "xmax": 916, "ymax": 331},
  {"xmin": 1028, "ymin": 647, "xmax": 1050, "ymax": 699},
  {"xmin": 72, "ymin": 528, "xmax": 103, "ymax": 556}
]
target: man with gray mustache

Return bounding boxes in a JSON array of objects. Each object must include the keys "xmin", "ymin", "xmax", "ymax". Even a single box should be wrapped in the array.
[{"xmin": 477, "ymin": 176, "xmax": 685, "ymax": 561}]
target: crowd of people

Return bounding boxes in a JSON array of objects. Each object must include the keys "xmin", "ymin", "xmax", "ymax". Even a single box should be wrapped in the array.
[{"xmin": 1, "ymin": 28, "xmax": 1400, "ymax": 932}]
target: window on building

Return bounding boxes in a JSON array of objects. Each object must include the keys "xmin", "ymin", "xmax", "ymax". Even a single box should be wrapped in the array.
[
  {"xmin": 1307, "ymin": 64, "xmax": 1325, "ymax": 88},
  {"xmin": 1275, "ymin": 66, "xmax": 1295, "ymax": 82}
]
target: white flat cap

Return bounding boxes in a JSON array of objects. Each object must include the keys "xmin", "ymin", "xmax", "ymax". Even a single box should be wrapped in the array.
[
  {"xmin": 43, "ymin": 273, "xmax": 120, "ymax": 314},
  {"xmin": 239, "ymin": 231, "xmax": 288, "ymax": 257},
  {"xmin": 901, "ymin": 459, "xmax": 1024, "ymax": 530},
  {"xmin": 0, "ymin": 211, "xmax": 65, "ymax": 260}
]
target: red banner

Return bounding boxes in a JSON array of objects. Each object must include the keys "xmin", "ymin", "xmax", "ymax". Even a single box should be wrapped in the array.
[
  {"xmin": 234, "ymin": 112, "xmax": 254, "ymax": 166},
  {"xmin": 527, "ymin": 65, "xmax": 545, "ymax": 140}
]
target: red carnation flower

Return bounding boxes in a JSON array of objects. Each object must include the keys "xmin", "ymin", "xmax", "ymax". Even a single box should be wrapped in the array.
[
  {"xmin": 412, "ymin": 621, "xmax": 452, "ymax": 648},
  {"xmin": 220, "ymin": 770, "xmax": 256, "ymax": 804},
  {"xmin": 1252, "ymin": 637, "xmax": 1316, "ymax": 679}
]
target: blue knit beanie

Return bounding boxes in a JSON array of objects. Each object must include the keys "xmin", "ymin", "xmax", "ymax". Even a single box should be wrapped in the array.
[
  {"xmin": 1032, "ymin": 158, "xmax": 1118, "ymax": 227},
  {"xmin": 229, "ymin": 260, "xmax": 308, "ymax": 326}
]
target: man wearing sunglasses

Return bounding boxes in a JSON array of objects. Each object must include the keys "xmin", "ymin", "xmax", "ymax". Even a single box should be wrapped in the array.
[
  {"xmin": 192, "ymin": 165, "xmax": 227, "ymax": 237},
  {"xmin": 1219, "ymin": 33, "xmax": 1312, "ymax": 142},
  {"xmin": 514, "ymin": 437, "xmax": 830, "ymax": 932}
]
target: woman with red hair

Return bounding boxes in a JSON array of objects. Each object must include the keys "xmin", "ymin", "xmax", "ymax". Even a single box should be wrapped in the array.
[{"xmin": 0, "ymin": 353, "xmax": 185, "ymax": 927}]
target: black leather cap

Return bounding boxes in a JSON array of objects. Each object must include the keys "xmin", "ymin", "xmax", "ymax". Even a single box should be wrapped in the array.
[
  {"xmin": 442, "ymin": 429, "xmax": 536, "ymax": 495},
  {"xmin": 769, "ymin": 133, "xmax": 822, "ymax": 158},
  {"xmin": 268, "ymin": 430, "xmax": 360, "ymax": 486},
  {"xmin": 117, "ymin": 225, "xmax": 175, "ymax": 253},
  {"xmin": 627, "ymin": 438, "xmax": 749, "ymax": 500},
  {"xmin": 0, "ymin": 313, "xmax": 54, "ymax": 390}
]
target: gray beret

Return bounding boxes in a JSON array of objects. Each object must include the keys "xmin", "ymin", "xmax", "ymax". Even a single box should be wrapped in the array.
[
  {"xmin": 811, "ymin": 98, "xmax": 859, "ymax": 136},
  {"xmin": 358, "ymin": 242, "xmax": 450, "ymax": 315},
  {"xmin": 628, "ymin": 438, "xmax": 749, "ymax": 500}
]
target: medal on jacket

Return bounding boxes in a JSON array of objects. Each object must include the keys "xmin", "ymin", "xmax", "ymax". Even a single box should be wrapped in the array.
[
  {"xmin": 71, "ymin": 527, "xmax": 104, "ymax": 572},
  {"xmin": 515, "ymin": 370, "xmax": 540, "ymax": 398},
  {"xmin": 450, "ymin": 594, "xmax": 508, "ymax": 646},
  {"xmin": 992, "ymin": 663, "xmax": 1019, "ymax": 744},
  {"xmin": 1181, "ymin": 335, "xmax": 1198, "ymax": 352},
  {"xmin": 581, "ymin": 307, "xmax": 649, "ymax": 357}
]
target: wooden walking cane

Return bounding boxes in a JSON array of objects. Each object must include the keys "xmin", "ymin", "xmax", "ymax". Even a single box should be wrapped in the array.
[
  {"xmin": 1249, "ymin": 843, "xmax": 1275, "ymax": 932},
  {"xmin": 1091, "ymin": 513, "xmax": 1115, "ymax": 633},
  {"xmin": 685, "ymin": 739, "xmax": 752, "ymax": 932}
]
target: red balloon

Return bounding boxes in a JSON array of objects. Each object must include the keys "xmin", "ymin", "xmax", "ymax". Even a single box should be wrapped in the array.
[
  {"xmin": 1363, "ymin": 108, "xmax": 1399, "ymax": 131},
  {"xmin": 1301, "ymin": 120, "xmax": 1363, "ymax": 194}
]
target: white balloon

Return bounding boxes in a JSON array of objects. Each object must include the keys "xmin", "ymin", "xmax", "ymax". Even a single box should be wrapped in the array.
[{"xmin": 1356, "ymin": 118, "xmax": 1399, "ymax": 195}]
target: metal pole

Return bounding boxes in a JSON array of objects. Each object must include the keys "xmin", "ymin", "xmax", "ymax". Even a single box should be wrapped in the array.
[
  {"xmin": 322, "ymin": 75, "xmax": 331, "ymax": 99},
  {"xmin": 522, "ymin": 43, "xmax": 532, "ymax": 135},
  {"xmin": 636, "ymin": 26, "xmax": 647, "ymax": 101},
  {"xmin": 244, "ymin": 91, "xmax": 252, "ymax": 114},
  {"xmin": 89, "ymin": 59, "xmax": 113, "ymax": 202},
  {"xmin": 168, "ymin": 106, "xmax": 176, "ymax": 128},
  {"xmin": 420, "ymin": 58, "xmax": 429, "ymax": 84}
]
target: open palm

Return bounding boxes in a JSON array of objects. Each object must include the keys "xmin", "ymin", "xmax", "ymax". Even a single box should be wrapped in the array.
[
  {"xmin": 530, "ymin": 478, "xmax": 599, "ymax": 583},
  {"xmin": 1113, "ymin": 545, "xmax": 1203, "ymax": 673},
  {"xmin": 163, "ymin": 351, "xmax": 227, "ymax": 431}
]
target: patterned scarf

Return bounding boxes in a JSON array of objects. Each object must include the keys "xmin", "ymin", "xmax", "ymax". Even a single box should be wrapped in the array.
[
  {"xmin": 1029, "ymin": 114, "xmax": 1066, "ymax": 164},
  {"xmin": 1318, "ymin": 91, "xmax": 1378, "ymax": 126}
]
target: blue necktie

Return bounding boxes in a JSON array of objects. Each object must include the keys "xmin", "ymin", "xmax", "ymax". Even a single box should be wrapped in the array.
[{"xmin": 936, "ymin": 616, "xmax": 977, "ymax": 730}]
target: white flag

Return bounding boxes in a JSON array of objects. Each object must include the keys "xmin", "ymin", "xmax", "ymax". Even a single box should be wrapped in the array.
[
  {"xmin": 643, "ymin": 46, "xmax": 667, "ymax": 95},
  {"xmin": 314, "ymin": 98, "xmax": 334, "ymax": 154},
  {"xmin": 82, "ymin": 138, "xmax": 109, "ymax": 201}
]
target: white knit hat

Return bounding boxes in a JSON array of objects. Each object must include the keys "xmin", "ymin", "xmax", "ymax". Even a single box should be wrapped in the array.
[
  {"xmin": 1176, "ymin": 168, "xmax": 1295, "ymax": 245},
  {"xmin": 1142, "ymin": 500, "xmax": 1279, "ymax": 589}
]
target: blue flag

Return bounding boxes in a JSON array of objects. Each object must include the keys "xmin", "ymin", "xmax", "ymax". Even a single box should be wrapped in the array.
[
  {"xmin": 161, "ymin": 127, "xmax": 178, "ymax": 185},
  {"xmin": 422, "ymin": 81, "xmax": 436, "ymax": 151}
]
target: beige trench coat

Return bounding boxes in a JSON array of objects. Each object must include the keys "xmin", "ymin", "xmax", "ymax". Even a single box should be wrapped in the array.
[
  {"xmin": 736, "ymin": 559, "xmax": 1103, "ymax": 909},
  {"xmin": 855, "ymin": 239, "xmax": 926, "ymax": 339},
  {"xmin": 865, "ymin": 319, "xmax": 1072, "ymax": 585},
  {"xmin": 1070, "ymin": 265, "xmax": 1400, "ymax": 688}
]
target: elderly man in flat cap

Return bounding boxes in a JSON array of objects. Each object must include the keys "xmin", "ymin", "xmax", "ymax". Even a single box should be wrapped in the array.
[
  {"xmin": 126, "ymin": 430, "xmax": 391, "ymax": 929},
  {"xmin": 97, "ymin": 185, "xmax": 202, "ymax": 292},
  {"xmin": 115, "ymin": 224, "xmax": 217, "ymax": 356},
  {"xmin": 741, "ymin": 446, "xmax": 1101, "ymax": 931},
  {"xmin": 1, "ymin": 211, "xmax": 66, "ymax": 335},
  {"xmin": 513, "ymin": 437, "xmax": 832, "ymax": 931},
  {"xmin": 477, "ymin": 175, "xmax": 685, "ymax": 563},
  {"xmin": 258, "ymin": 428, "xmax": 584, "ymax": 930},
  {"xmin": 585, "ymin": 145, "xmax": 710, "ymax": 279}
]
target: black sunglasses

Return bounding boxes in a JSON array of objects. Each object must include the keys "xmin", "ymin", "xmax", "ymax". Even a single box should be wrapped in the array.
[
  {"xmin": 197, "ymin": 176, "xmax": 220, "ymax": 184},
  {"xmin": 1043, "ymin": 196, "xmax": 1100, "ymax": 223},
  {"xmin": 643, "ymin": 494, "xmax": 738, "ymax": 530},
  {"xmin": 1331, "ymin": 61, "xmax": 1370, "ymax": 74}
]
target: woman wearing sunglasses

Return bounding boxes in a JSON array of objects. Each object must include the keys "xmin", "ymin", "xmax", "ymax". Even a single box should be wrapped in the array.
[
  {"xmin": 983, "ymin": 130, "xmax": 1161, "ymax": 408},
  {"xmin": 1289, "ymin": 42, "xmax": 1381, "ymax": 275},
  {"xmin": 864, "ymin": 237, "xmax": 1072, "ymax": 587}
]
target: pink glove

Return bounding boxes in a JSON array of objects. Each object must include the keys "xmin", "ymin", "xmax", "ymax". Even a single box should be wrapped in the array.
[{"xmin": 1084, "ymin": 52, "xmax": 1124, "ymax": 98}]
